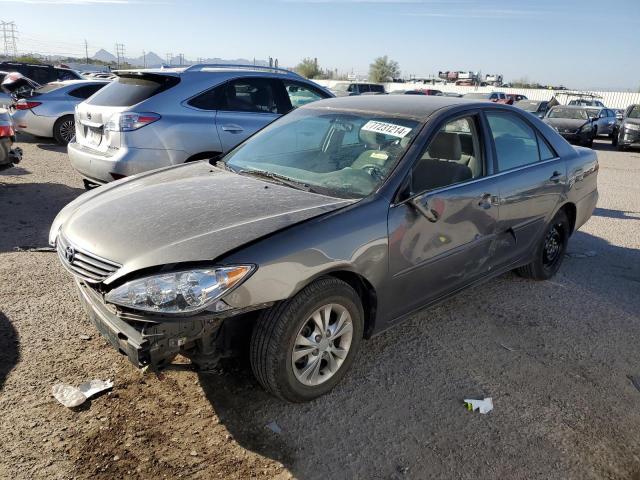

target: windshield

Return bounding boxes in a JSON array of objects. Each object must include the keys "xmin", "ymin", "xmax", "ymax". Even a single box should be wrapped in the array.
[
  {"xmin": 463, "ymin": 93, "xmax": 489, "ymax": 99},
  {"xmin": 224, "ymin": 108, "xmax": 421, "ymax": 199},
  {"xmin": 515, "ymin": 100, "xmax": 539, "ymax": 112},
  {"xmin": 585, "ymin": 108, "xmax": 601, "ymax": 119},
  {"xmin": 628, "ymin": 105, "xmax": 640, "ymax": 119},
  {"xmin": 548, "ymin": 108, "xmax": 588, "ymax": 120},
  {"xmin": 332, "ymin": 83, "xmax": 350, "ymax": 92}
]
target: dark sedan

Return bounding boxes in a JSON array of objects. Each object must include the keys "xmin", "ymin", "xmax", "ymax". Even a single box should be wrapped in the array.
[
  {"xmin": 50, "ymin": 96, "xmax": 598, "ymax": 402},
  {"xmin": 612, "ymin": 104, "xmax": 640, "ymax": 150},
  {"xmin": 543, "ymin": 106, "xmax": 597, "ymax": 147}
]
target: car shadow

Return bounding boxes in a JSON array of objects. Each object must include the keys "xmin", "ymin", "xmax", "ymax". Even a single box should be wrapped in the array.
[
  {"xmin": 196, "ymin": 226, "xmax": 640, "ymax": 479},
  {"xmin": 0, "ymin": 166, "xmax": 31, "ymax": 176},
  {"xmin": 593, "ymin": 207, "xmax": 640, "ymax": 221},
  {"xmin": 0, "ymin": 311, "xmax": 19, "ymax": 391},
  {"xmin": 0, "ymin": 181, "xmax": 84, "ymax": 252},
  {"xmin": 36, "ymin": 143, "xmax": 66, "ymax": 153}
]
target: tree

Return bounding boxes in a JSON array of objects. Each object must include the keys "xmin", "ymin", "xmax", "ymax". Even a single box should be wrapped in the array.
[
  {"xmin": 369, "ymin": 56, "xmax": 400, "ymax": 83},
  {"xmin": 295, "ymin": 57, "xmax": 321, "ymax": 79}
]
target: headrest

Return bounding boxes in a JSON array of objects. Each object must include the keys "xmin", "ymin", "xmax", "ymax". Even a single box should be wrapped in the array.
[{"xmin": 427, "ymin": 131, "xmax": 462, "ymax": 161}]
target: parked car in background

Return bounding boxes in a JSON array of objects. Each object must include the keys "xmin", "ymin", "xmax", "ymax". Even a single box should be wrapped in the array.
[
  {"xmin": 612, "ymin": 104, "xmax": 640, "ymax": 150},
  {"xmin": 584, "ymin": 107, "xmax": 617, "ymax": 136},
  {"xmin": 543, "ymin": 106, "xmax": 597, "ymax": 146},
  {"xmin": 507, "ymin": 93, "xmax": 527, "ymax": 103},
  {"xmin": 330, "ymin": 82, "xmax": 386, "ymax": 96},
  {"xmin": 1, "ymin": 72, "xmax": 41, "ymax": 102},
  {"xmin": 0, "ymin": 109, "xmax": 22, "ymax": 170},
  {"xmin": 12, "ymin": 80, "xmax": 109, "ymax": 145},
  {"xmin": 0, "ymin": 62, "xmax": 82, "ymax": 84},
  {"xmin": 68, "ymin": 64, "xmax": 333, "ymax": 188},
  {"xmin": 514, "ymin": 99, "xmax": 550, "ymax": 118},
  {"xmin": 568, "ymin": 98, "xmax": 605, "ymax": 108},
  {"xmin": 51, "ymin": 95, "xmax": 598, "ymax": 402},
  {"xmin": 403, "ymin": 88, "xmax": 443, "ymax": 96},
  {"xmin": 442, "ymin": 92, "xmax": 463, "ymax": 98},
  {"xmin": 462, "ymin": 92, "xmax": 513, "ymax": 104},
  {"xmin": 613, "ymin": 109, "xmax": 624, "ymax": 121}
]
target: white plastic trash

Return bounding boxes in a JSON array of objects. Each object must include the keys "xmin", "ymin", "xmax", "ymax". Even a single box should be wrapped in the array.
[
  {"xmin": 52, "ymin": 379, "xmax": 113, "ymax": 408},
  {"xmin": 464, "ymin": 397, "xmax": 493, "ymax": 414}
]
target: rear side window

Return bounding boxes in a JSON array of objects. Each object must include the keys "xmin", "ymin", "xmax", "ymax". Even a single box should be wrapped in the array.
[
  {"xmin": 68, "ymin": 84, "xmax": 104, "ymax": 99},
  {"xmin": 486, "ymin": 112, "xmax": 540, "ymax": 171},
  {"xmin": 87, "ymin": 74, "xmax": 179, "ymax": 107},
  {"xmin": 537, "ymin": 133, "xmax": 556, "ymax": 161},
  {"xmin": 219, "ymin": 78, "xmax": 278, "ymax": 114},
  {"xmin": 369, "ymin": 84, "xmax": 385, "ymax": 93},
  {"xmin": 283, "ymin": 80, "xmax": 328, "ymax": 108},
  {"xmin": 56, "ymin": 69, "xmax": 79, "ymax": 81}
]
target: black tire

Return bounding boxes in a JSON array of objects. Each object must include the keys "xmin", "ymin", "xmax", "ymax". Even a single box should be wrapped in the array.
[
  {"xmin": 53, "ymin": 115, "xmax": 75, "ymax": 145},
  {"xmin": 612, "ymin": 132, "xmax": 618, "ymax": 146},
  {"xmin": 250, "ymin": 277, "xmax": 364, "ymax": 402},
  {"xmin": 516, "ymin": 209, "xmax": 570, "ymax": 281}
]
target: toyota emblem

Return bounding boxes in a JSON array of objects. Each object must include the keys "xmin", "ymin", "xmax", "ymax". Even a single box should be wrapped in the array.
[
  {"xmin": 86, "ymin": 112, "xmax": 92, "ymax": 120},
  {"xmin": 65, "ymin": 246, "xmax": 75, "ymax": 263}
]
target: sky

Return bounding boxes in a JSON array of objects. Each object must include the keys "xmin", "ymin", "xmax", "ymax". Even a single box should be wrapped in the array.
[{"xmin": 1, "ymin": 0, "xmax": 639, "ymax": 90}]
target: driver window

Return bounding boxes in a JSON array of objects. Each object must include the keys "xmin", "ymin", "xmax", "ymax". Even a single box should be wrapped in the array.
[{"xmin": 411, "ymin": 115, "xmax": 483, "ymax": 194}]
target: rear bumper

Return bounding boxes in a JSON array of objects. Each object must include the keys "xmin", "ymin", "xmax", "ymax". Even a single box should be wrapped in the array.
[
  {"xmin": 68, "ymin": 141, "xmax": 187, "ymax": 184},
  {"xmin": 75, "ymin": 279, "xmax": 224, "ymax": 368},
  {"xmin": 10, "ymin": 109, "xmax": 54, "ymax": 138}
]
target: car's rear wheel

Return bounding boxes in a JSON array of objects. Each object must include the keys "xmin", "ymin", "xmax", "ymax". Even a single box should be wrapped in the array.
[
  {"xmin": 250, "ymin": 277, "xmax": 363, "ymax": 402},
  {"xmin": 53, "ymin": 115, "xmax": 75, "ymax": 145},
  {"xmin": 516, "ymin": 209, "xmax": 570, "ymax": 280}
]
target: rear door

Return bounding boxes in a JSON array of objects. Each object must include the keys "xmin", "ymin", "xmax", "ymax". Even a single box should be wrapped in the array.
[
  {"xmin": 485, "ymin": 110, "xmax": 566, "ymax": 269},
  {"xmin": 75, "ymin": 73, "xmax": 179, "ymax": 154},
  {"xmin": 215, "ymin": 77, "xmax": 281, "ymax": 153}
]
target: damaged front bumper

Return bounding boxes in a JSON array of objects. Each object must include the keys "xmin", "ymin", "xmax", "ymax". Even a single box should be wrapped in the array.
[{"xmin": 75, "ymin": 279, "xmax": 226, "ymax": 368}]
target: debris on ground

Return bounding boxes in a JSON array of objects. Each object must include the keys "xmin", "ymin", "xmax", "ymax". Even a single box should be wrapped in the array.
[
  {"xmin": 79, "ymin": 334, "xmax": 91, "ymax": 341},
  {"xmin": 266, "ymin": 421, "xmax": 282, "ymax": 434},
  {"xmin": 464, "ymin": 397, "xmax": 494, "ymax": 414},
  {"xmin": 499, "ymin": 343, "xmax": 516, "ymax": 352},
  {"xmin": 52, "ymin": 379, "xmax": 114, "ymax": 408},
  {"xmin": 627, "ymin": 375, "xmax": 640, "ymax": 393}
]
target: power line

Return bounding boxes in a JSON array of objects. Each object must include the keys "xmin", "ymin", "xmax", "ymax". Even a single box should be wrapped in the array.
[
  {"xmin": 1, "ymin": 21, "xmax": 18, "ymax": 58},
  {"xmin": 115, "ymin": 42, "xmax": 125, "ymax": 68}
]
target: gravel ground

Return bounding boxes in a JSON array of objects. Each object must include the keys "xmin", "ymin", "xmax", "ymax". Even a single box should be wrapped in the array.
[{"xmin": 0, "ymin": 135, "xmax": 639, "ymax": 480}]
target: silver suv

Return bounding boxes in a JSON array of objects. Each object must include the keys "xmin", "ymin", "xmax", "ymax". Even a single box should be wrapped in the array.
[{"xmin": 68, "ymin": 64, "xmax": 333, "ymax": 187}]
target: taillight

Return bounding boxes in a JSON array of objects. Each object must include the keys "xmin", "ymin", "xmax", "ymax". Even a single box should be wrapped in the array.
[
  {"xmin": 105, "ymin": 112, "xmax": 161, "ymax": 132},
  {"xmin": 0, "ymin": 125, "xmax": 14, "ymax": 136},
  {"xmin": 14, "ymin": 101, "xmax": 42, "ymax": 111}
]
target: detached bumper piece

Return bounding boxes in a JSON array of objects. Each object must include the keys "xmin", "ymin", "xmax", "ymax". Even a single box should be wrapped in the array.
[{"xmin": 75, "ymin": 279, "xmax": 224, "ymax": 369}]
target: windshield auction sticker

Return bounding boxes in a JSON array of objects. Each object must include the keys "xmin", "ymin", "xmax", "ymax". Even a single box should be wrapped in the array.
[{"xmin": 361, "ymin": 120, "xmax": 412, "ymax": 138}]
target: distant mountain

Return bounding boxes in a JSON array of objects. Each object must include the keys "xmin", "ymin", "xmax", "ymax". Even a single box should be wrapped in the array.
[{"xmin": 92, "ymin": 49, "xmax": 117, "ymax": 63}]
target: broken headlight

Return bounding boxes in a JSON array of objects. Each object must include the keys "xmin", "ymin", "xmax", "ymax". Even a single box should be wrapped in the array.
[{"xmin": 105, "ymin": 266, "xmax": 254, "ymax": 314}]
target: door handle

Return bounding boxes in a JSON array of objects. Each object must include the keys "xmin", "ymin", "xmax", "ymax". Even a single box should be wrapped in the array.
[
  {"xmin": 221, "ymin": 124, "xmax": 244, "ymax": 133},
  {"xmin": 549, "ymin": 171, "xmax": 563, "ymax": 183},
  {"xmin": 478, "ymin": 193, "xmax": 493, "ymax": 209}
]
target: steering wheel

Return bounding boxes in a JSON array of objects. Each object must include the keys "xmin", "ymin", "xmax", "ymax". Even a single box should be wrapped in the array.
[{"xmin": 359, "ymin": 164, "xmax": 385, "ymax": 180}]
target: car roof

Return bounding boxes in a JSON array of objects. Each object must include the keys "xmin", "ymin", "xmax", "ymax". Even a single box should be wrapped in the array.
[{"xmin": 300, "ymin": 95, "xmax": 472, "ymax": 120}]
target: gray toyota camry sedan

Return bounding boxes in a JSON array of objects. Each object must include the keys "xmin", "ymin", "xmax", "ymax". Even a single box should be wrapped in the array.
[{"xmin": 51, "ymin": 95, "xmax": 598, "ymax": 402}]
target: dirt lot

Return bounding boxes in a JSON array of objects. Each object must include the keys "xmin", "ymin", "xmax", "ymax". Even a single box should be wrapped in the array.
[{"xmin": 1, "ymin": 135, "xmax": 639, "ymax": 480}]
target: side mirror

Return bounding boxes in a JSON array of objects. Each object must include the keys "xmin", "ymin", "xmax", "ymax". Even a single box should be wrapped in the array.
[{"xmin": 410, "ymin": 194, "xmax": 440, "ymax": 222}]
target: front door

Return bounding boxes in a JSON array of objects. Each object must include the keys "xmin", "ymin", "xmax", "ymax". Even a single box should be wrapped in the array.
[
  {"xmin": 387, "ymin": 113, "xmax": 500, "ymax": 320},
  {"xmin": 215, "ymin": 77, "xmax": 281, "ymax": 153}
]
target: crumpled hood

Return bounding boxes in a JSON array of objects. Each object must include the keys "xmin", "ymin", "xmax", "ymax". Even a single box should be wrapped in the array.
[
  {"xmin": 544, "ymin": 118, "xmax": 589, "ymax": 131},
  {"xmin": 624, "ymin": 118, "xmax": 640, "ymax": 127},
  {"xmin": 54, "ymin": 162, "xmax": 353, "ymax": 283}
]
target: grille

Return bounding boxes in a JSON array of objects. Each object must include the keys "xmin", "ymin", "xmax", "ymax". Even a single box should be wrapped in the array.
[{"xmin": 56, "ymin": 234, "xmax": 121, "ymax": 283}]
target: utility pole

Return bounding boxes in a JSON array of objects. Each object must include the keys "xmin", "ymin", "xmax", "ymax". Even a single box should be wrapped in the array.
[
  {"xmin": 178, "ymin": 53, "xmax": 183, "ymax": 66},
  {"xmin": 115, "ymin": 43, "xmax": 125, "ymax": 68},
  {"xmin": 165, "ymin": 52, "xmax": 172, "ymax": 66},
  {"xmin": 84, "ymin": 39, "xmax": 89, "ymax": 64},
  {"xmin": 142, "ymin": 50, "xmax": 146, "ymax": 68},
  {"xmin": 1, "ymin": 21, "xmax": 18, "ymax": 59}
]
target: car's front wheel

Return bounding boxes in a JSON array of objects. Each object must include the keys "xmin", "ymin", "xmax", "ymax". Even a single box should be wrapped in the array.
[
  {"xmin": 516, "ymin": 209, "xmax": 570, "ymax": 280},
  {"xmin": 250, "ymin": 277, "xmax": 363, "ymax": 402}
]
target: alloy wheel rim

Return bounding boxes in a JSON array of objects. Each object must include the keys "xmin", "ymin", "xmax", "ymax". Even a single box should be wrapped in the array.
[
  {"xmin": 60, "ymin": 120, "xmax": 75, "ymax": 142},
  {"xmin": 543, "ymin": 224, "xmax": 563, "ymax": 267},
  {"xmin": 291, "ymin": 303, "xmax": 353, "ymax": 387}
]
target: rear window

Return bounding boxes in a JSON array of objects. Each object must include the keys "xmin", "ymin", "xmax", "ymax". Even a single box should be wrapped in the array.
[{"xmin": 87, "ymin": 74, "xmax": 179, "ymax": 107}]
